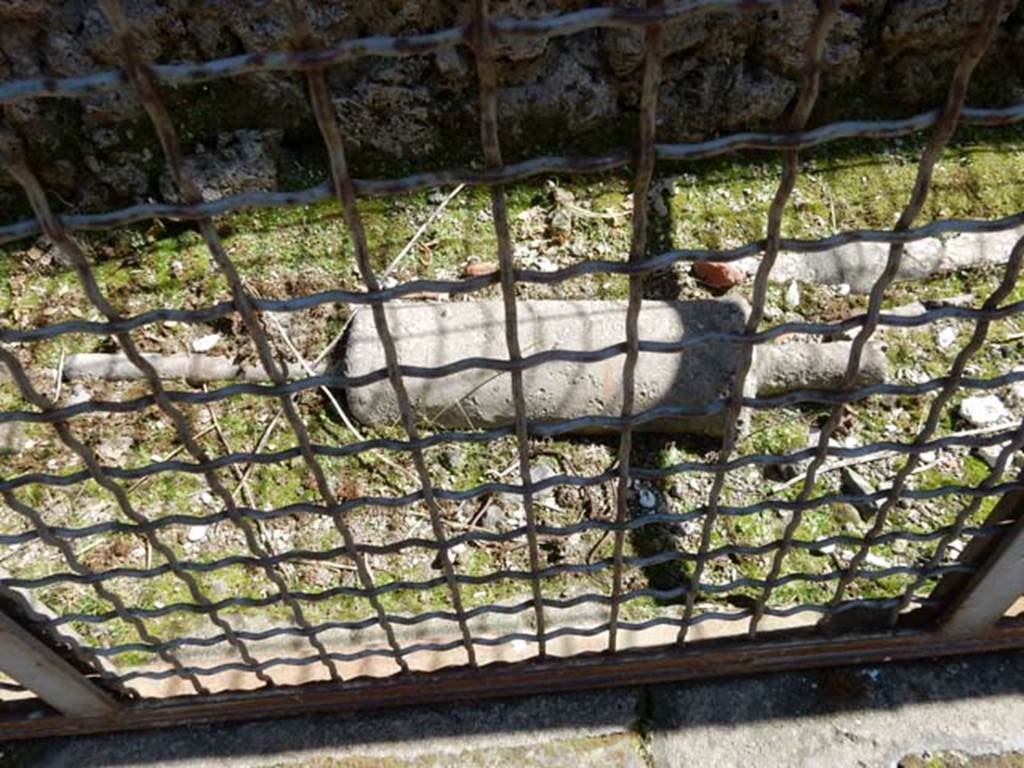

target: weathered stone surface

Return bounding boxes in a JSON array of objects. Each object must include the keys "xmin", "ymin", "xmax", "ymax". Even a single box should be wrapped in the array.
[
  {"xmin": 734, "ymin": 226, "xmax": 1024, "ymax": 293},
  {"xmin": 342, "ymin": 300, "xmax": 890, "ymax": 436},
  {"xmin": 959, "ymin": 394, "xmax": 1011, "ymax": 427},
  {"xmin": 754, "ymin": 341, "xmax": 889, "ymax": 397},
  {"xmin": 1, "ymin": 0, "xmax": 1018, "ymax": 217},
  {"xmin": 342, "ymin": 298, "xmax": 753, "ymax": 436},
  {"xmin": 648, "ymin": 651, "xmax": 1024, "ymax": 768},
  {"xmin": 0, "ymin": 422, "xmax": 26, "ymax": 455}
]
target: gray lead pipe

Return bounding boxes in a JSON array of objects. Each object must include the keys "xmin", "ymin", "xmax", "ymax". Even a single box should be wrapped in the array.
[{"xmin": 62, "ymin": 299, "xmax": 887, "ymax": 436}]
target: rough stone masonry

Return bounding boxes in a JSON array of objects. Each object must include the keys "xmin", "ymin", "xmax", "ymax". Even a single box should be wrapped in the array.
[{"xmin": 1, "ymin": 0, "xmax": 1020, "ymax": 217}]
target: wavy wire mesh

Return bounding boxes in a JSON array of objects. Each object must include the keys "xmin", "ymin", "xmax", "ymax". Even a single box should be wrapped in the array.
[{"xmin": 0, "ymin": 0, "xmax": 1023, "ymax": 699}]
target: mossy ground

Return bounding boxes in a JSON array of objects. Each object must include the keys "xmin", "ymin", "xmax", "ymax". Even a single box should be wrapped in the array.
[{"xmin": 1, "ymin": 123, "xmax": 1023, "ymax": 679}]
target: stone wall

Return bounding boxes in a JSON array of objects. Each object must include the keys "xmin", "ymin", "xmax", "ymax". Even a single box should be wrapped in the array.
[{"xmin": 1, "ymin": 0, "xmax": 1021, "ymax": 219}]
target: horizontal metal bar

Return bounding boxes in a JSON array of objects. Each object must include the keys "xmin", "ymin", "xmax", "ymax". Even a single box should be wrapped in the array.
[
  {"xmin": 0, "ymin": 0, "xmax": 787, "ymax": 106},
  {"xmin": 1, "ymin": 621, "xmax": 1021, "ymax": 741},
  {"xmin": 3, "ymin": 105, "xmax": 1024, "ymax": 247},
  {"xmin": 4, "ymin": 224, "xmax": 1024, "ymax": 344},
  {"xmin": 1, "ymin": 515, "xmax": 995, "ymax": 591},
  {"xmin": 2, "ymin": 329, "xmax": 1023, "ymax": 431}
]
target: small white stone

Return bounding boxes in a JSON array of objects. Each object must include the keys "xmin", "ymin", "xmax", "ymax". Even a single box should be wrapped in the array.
[
  {"xmin": 1010, "ymin": 378, "xmax": 1024, "ymax": 405},
  {"xmin": 836, "ymin": 283, "xmax": 851, "ymax": 296},
  {"xmin": 975, "ymin": 444, "xmax": 1003, "ymax": 469},
  {"xmin": 637, "ymin": 488, "xmax": 658, "ymax": 509},
  {"xmin": 187, "ymin": 525, "xmax": 208, "ymax": 542},
  {"xmin": 864, "ymin": 552, "xmax": 891, "ymax": 569},
  {"xmin": 66, "ymin": 384, "xmax": 91, "ymax": 406},
  {"xmin": 191, "ymin": 333, "xmax": 221, "ymax": 353},
  {"xmin": 934, "ymin": 325, "xmax": 958, "ymax": 351},
  {"xmin": 784, "ymin": 280, "xmax": 801, "ymax": 309},
  {"xmin": 959, "ymin": 394, "xmax": 1010, "ymax": 428}
]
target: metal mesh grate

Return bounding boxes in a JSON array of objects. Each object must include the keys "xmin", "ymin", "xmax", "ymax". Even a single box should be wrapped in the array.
[{"xmin": 1, "ymin": 0, "xmax": 1023, "ymax": 700}]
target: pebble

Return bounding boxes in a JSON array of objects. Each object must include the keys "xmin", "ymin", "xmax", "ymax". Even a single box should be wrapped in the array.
[
  {"xmin": 934, "ymin": 325, "xmax": 958, "ymax": 351},
  {"xmin": 1010, "ymin": 375, "xmax": 1024, "ymax": 405},
  {"xmin": 693, "ymin": 261, "xmax": 746, "ymax": 289},
  {"xmin": 496, "ymin": 462, "xmax": 559, "ymax": 511},
  {"xmin": 187, "ymin": 525, "xmax": 208, "ymax": 542},
  {"xmin": 463, "ymin": 261, "xmax": 499, "ymax": 277},
  {"xmin": 840, "ymin": 467, "xmax": 877, "ymax": 522},
  {"xmin": 836, "ymin": 283, "xmax": 851, "ymax": 296},
  {"xmin": 637, "ymin": 487, "xmax": 658, "ymax": 510},
  {"xmin": 784, "ymin": 280, "xmax": 801, "ymax": 309},
  {"xmin": 959, "ymin": 394, "xmax": 1010, "ymax": 428},
  {"xmin": 66, "ymin": 384, "xmax": 91, "ymax": 406},
  {"xmin": 0, "ymin": 423, "xmax": 26, "ymax": 455},
  {"xmin": 974, "ymin": 444, "xmax": 1003, "ymax": 469},
  {"xmin": 863, "ymin": 552, "xmax": 891, "ymax": 569},
  {"xmin": 191, "ymin": 333, "xmax": 221, "ymax": 353}
]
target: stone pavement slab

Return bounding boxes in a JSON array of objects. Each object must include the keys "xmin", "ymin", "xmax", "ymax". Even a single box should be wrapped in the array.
[{"xmin": 648, "ymin": 651, "xmax": 1024, "ymax": 768}]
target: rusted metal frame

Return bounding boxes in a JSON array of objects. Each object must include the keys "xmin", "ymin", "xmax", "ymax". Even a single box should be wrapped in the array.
[
  {"xmin": 607, "ymin": 0, "xmax": 665, "ymax": 654},
  {"xmin": 291, "ymin": 22, "xmax": 477, "ymax": 668},
  {"xmin": 921, "ymin": 489, "xmax": 1024, "ymax": 615},
  {"xmin": 95, "ymin": 0, "xmax": 413, "ymax": 681},
  {"xmin": 940, "ymin": 487, "xmax": 1024, "ymax": 633},
  {"xmin": 471, "ymin": 0, "xmax": 547, "ymax": 656},
  {"xmin": 892, "ymin": 434, "xmax": 1024, "ymax": 627},
  {"xmin": 0, "ymin": 486, "xmax": 203, "ymax": 696},
  {"xmin": 0, "ymin": 577, "xmax": 129, "ymax": 699},
  {"xmin": 0, "ymin": 607, "xmax": 119, "ymax": 717},
  {"xmin": 682, "ymin": 0, "xmax": 840, "ymax": 643},
  {"xmin": 2, "ymin": 620, "xmax": 1023, "ymax": 741},
  {"xmin": 0, "ymin": 153, "xmax": 276, "ymax": 693},
  {"xmin": 822, "ymin": 0, "xmax": 1007, "ymax": 614},
  {"xmin": 878, "ymin": 242, "xmax": 1024, "ymax": 625}
]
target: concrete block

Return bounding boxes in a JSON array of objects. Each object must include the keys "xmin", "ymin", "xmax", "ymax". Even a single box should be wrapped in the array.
[{"xmin": 342, "ymin": 298, "xmax": 753, "ymax": 436}]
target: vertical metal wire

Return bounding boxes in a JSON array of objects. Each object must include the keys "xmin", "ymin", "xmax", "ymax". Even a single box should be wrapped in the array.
[
  {"xmin": 95, "ymin": 0, "xmax": 417, "ymax": 678},
  {"xmin": 606, "ymin": 0, "xmax": 664, "ymax": 653},
  {"xmin": 736, "ymin": 0, "xmax": 837, "ymax": 637},
  {"xmin": 470, "ymin": 0, "xmax": 548, "ymax": 657},
  {"xmin": 284, "ymin": 9, "xmax": 478, "ymax": 667},
  {"xmin": 679, "ymin": 0, "xmax": 839, "ymax": 643}
]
